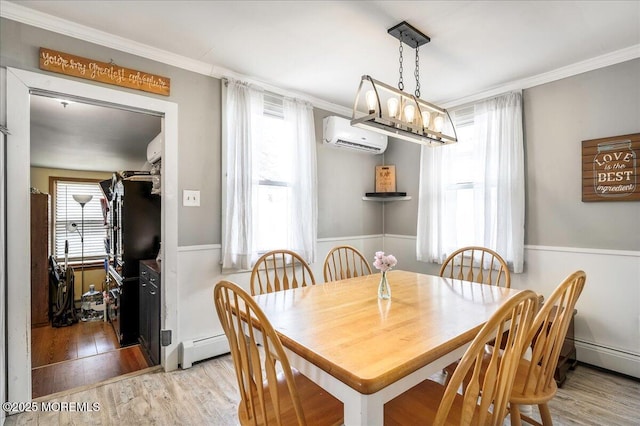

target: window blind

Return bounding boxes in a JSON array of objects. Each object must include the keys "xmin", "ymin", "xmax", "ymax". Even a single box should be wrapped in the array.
[{"xmin": 54, "ymin": 180, "xmax": 108, "ymax": 262}]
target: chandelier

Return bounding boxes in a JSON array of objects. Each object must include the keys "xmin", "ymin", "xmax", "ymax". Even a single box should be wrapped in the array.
[{"xmin": 351, "ymin": 21, "xmax": 457, "ymax": 147}]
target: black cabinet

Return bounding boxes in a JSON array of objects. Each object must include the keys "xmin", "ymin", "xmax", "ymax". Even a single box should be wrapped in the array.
[
  {"xmin": 139, "ymin": 260, "xmax": 161, "ymax": 365},
  {"xmin": 101, "ymin": 176, "xmax": 160, "ymax": 347},
  {"xmin": 119, "ymin": 276, "xmax": 139, "ymax": 346}
]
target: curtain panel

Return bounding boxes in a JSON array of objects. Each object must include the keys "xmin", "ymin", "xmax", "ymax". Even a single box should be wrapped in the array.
[
  {"xmin": 283, "ymin": 98, "xmax": 318, "ymax": 263},
  {"xmin": 416, "ymin": 91, "xmax": 525, "ymax": 272},
  {"xmin": 221, "ymin": 80, "xmax": 263, "ymax": 270},
  {"xmin": 222, "ymin": 80, "xmax": 317, "ymax": 269}
]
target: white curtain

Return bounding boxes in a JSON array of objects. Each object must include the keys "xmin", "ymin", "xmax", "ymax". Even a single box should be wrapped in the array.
[
  {"xmin": 222, "ymin": 81, "xmax": 317, "ymax": 269},
  {"xmin": 283, "ymin": 98, "xmax": 318, "ymax": 263},
  {"xmin": 222, "ymin": 80, "xmax": 264, "ymax": 269},
  {"xmin": 416, "ymin": 91, "xmax": 525, "ymax": 272}
]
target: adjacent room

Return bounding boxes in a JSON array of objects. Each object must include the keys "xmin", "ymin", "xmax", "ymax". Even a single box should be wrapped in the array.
[
  {"xmin": 1, "ymin": 1, "xmax": 638, "ymax": 425},
  {"xmin": 28, "ymin": 94, "xmax": 163, "ymax": 397}
]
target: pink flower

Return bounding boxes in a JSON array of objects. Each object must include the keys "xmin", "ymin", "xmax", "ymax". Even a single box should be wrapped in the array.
[{"xmin": 373, "ymin": 251, "xmax": 398, "ymax": 272}]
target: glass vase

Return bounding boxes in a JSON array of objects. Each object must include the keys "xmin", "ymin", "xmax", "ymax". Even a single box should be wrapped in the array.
[{"xmin": 377, "ymin": 270, "xmax": 391, "ymax": 300}]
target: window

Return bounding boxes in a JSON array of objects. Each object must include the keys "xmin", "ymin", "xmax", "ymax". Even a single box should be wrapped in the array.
[
  {"xmin": 416, "ymin": 92, "xmax": 524, "ymax": 272},
  {"xmin": 222, "ymin": 80, "xmax": 317, "ymax": 270},
  {"xmin": 254, "ymin": 94, "xmax": 294, "ymax": 252},
  {"xmin": 445, "ymin": 106, "xmax": 482, "ymax": 249},
  {"xmin": 53, "ymin": 179, "xmax": 107, "ymax": 263}
]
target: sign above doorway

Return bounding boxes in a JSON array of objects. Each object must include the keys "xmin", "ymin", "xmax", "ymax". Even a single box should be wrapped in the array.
[{"xmin": 39, "ymin": 47, "xmax": 171, "ymax": 96}]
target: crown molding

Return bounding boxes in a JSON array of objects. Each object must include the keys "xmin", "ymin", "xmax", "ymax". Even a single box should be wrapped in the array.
[
  {"xmin": 3, "ymin": 1, "xmax": 637, "ymax": 116},
  {"xmin": 440, "ymin": 44, "xmax": 640, "ymax": 108},
  {"xmin": 1, "ymin": 1, "xmax": 213, "ymax": 75},
  {"xmin": 0, "ymin": 1, "xmax": 352, "ymax": 116}
]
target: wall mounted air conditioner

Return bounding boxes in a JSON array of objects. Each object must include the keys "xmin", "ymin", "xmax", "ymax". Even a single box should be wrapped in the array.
[
  {"xmin": 323, "ymin": 116, "xmax": 388, "ymax": 154},
  {"xmin": 146, "ymin": 132, "xmax": 162, "ymax": 164},
  {"xmin": 121, "ymin": 132, "xmax": 163, "ymax": 194}
]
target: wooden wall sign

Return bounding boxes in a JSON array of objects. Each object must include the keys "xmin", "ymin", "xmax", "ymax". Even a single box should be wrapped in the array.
[
  {"xmin": 39, "ymin": 48, "xmax": 170, "ymax": 96},
  {"xmin": 582, "ymin": 133, "xmax": 639, "ymax": 202},
  {"xmin": 375, "ymin": 165, "xmax": 397, "ymax": 193}
]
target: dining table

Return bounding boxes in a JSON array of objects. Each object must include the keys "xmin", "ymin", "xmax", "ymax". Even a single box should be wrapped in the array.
[{"xmin": 252, "ymin": 269, "xmax": 522, "ymax": 426}]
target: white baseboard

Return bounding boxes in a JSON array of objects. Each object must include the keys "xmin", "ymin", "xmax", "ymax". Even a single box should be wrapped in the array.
[
  {"xmin": 180, "ymin": 335, "xmax": 229, "ymax": 369},
  {"xmin": 575, "ymin": 340, "xmax": 640, "ymax": 378}
]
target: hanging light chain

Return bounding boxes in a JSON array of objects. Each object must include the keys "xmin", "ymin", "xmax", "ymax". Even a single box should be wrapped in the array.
[
  {"xmin": 398, "ymin": 34, "xmax": 404, "ymax": 91},
  {"xmin": 414, "ymin": 44, "xmax": 421, "ymax": 98}
]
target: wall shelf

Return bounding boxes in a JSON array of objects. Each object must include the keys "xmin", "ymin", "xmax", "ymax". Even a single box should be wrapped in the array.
[{"xmin": 362, "ymin": 196, "xmax": 412, "ymax": 201}]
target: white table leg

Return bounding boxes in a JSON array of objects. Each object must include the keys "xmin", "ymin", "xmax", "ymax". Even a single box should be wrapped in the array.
[
  {"xmin": 345, "ymin": 392, "xmax": 385, "ymax": 426},
  {"xmin": 284, "ymin": 345, "xmax": 468, "ymax": 426}
]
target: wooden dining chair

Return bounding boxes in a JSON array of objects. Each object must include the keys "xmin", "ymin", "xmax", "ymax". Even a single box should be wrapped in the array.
[
  {"xmin": 322, "ymin": 245, "xmax": 372, "ymax": 282},
  {"xmin": 508, "ymin": 270, "xmax": 586, "ymax": 426},
  {"xmin": 441, "ymin": 246, "xmax": 512, "ymax": 383},
  {"xmin": 440, "ymin": 246, "xmax": 511, "ymax": 288},
  {"xmin": 250, "ymin": 249, "xmax": 316, "ymax": 296},
  {"xmin": 214, "ymin": 280, "xmax": 343, "ymax": 426},
  {"xmin": 385, "ymin": 289, "xmax": 539, "ymax": 425}
]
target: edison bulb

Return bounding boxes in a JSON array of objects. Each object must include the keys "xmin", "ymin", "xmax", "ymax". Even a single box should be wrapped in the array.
[
  {"xmin": 365, "ymin": 90, "xmax": 377, "ymax": 113},
  {"xmin": 433, "ymin": 115, "xmax": 445, "ymax": 133},
  {"xmin": 404, "ymin": 104, "xmax": 415, "ymax": 123},
  {"xmin": 421, "ymin": 110, "xmax": 431, "ymax": 129},
  {"xmin": 387, "ymin": 98, "xmax": 399, "ymax": 118}
]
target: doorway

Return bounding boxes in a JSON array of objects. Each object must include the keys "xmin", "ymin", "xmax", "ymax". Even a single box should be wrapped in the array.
[
  {"xmin": 6, "ymin": 67, "xmax": 179, "ymax": 404},
  {"xmin": 29, "ymin": 93, "xmax": 161, "ymax": 397}
]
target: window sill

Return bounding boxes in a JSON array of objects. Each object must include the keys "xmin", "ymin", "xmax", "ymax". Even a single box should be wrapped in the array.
[{"xmin": 55, "ymin": 259, "xmax": 105, "ymax": 270}]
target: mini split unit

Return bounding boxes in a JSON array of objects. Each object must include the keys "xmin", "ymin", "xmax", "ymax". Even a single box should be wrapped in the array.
[{"xmin": 323, "ymin": 116, "xmax": 388, "ymax": 154}]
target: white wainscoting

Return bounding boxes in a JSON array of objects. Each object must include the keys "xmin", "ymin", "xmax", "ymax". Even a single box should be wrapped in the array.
[
  {"xmin": 176, "ymin": 235, "xmax": 383, "ymax": 368},
  {"xmin": 179, "ymin": 235, "xmax": 638, "ymax": 377},
  {"xmin": 516, "ymin": 245, "xmax": 640, "ymax": 379},
  {"xmin": 383, "ymin": 234, "xmax": 640, "ymax": 378},
  {"xmin": 177, "ymin": 243, "xmax": 253, "ymax": 368}
]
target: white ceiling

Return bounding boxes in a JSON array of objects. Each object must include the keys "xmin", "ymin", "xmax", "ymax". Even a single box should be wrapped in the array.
[
  {"xmin": 4, "ymin": 1, "xmax": 640, "ymax": 170},
  {"xmin": 30, "ymin": 95, "xmax": 161, "ymax": 172}
]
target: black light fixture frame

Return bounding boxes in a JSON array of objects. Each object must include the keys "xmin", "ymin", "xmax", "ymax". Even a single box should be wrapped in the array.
[
  {"xmin": 387, "ymin": 21, "xmax": 431, "ymax": 48},
  {"xmin": 351, "ymin": 20, "xmax": 457, "ymax": 147}
]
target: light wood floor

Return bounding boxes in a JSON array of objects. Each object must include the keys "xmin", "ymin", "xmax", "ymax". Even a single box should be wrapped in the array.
[
  {"xmin": 7, "ymin": 356, "xmax": 639, "ymax": 425},
  {"xmin": 31, "ymin": 321, "xmax": 150, "ymax": 398}
]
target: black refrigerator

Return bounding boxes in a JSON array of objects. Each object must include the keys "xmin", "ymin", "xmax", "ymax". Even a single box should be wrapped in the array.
[{"xmin": 101, "ymin": 175, "xmax": 161, "ymax": 346}]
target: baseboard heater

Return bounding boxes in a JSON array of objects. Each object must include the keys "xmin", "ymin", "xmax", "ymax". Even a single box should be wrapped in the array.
[
  {"xmin": 575, "ymin": 339, "xmax": 640, "ymax": 379},
  {"xmin": 180, "ymin": 334, "xmax": 229, "ymax": 369}
]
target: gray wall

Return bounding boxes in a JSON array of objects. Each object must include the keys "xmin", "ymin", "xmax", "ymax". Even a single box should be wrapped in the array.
[
  {"xmin": 314, "ymin": 109, "xmax": 384, "ymax": 238},
  {"xmin": 381, "ymin": 139, "xmax": 422, "ymax": 235},
  {"xmin": 1, "ymin": 18, "xmax": 383, "ymax": 246},
  {"xmin": 7, "ymin": 17, "xmax": 634, "ymax": 252},
  {"xmin": 1, "ymin": 18, "xmax": 219, "ymax": 246},
  {"xmin": 524, "ymin": 59, "xmax": 640, "ymax": 250},
  {"xmin": 383, "ymin": 59, "xmax": 640, "ymax": 251}
]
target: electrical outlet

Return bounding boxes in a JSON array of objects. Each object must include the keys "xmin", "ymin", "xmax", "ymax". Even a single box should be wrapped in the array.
[{"xmin": 183, "ymin": 190, "xmax": 200, "ymax": 207}]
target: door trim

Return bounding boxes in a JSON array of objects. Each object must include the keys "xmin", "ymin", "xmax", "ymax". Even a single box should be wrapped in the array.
[{"xmin": 6, "ymin": 67, "xmax": 179, "ymax": 403}]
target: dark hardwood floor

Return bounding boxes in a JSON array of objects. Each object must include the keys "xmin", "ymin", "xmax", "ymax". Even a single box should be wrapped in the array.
[{"xmin": 31, "ymin": 321, "xmax": 149, "ymax": 398}]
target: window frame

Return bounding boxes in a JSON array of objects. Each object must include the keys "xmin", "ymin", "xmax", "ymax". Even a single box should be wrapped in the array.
[
  {"xmin": 442, "ymin": 106, "xmax": 497, "ymax": 251},
  {"xmin": 253, "ymin": 95, "xmax": 294, "ymax": 254},
  {"xmin": 49, "ymin": 176, "xmax": 108, "ymax": 266}
]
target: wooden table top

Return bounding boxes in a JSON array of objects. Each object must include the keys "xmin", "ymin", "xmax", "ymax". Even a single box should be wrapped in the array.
[{"xmin": 253, "ymin": 270, "xmax": 521, "ymax": 394}]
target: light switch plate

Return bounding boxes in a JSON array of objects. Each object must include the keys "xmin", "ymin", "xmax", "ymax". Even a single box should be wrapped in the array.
[{"xmin": 183, "ymin": 190, "xmax": 200, "ymax": 207}]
